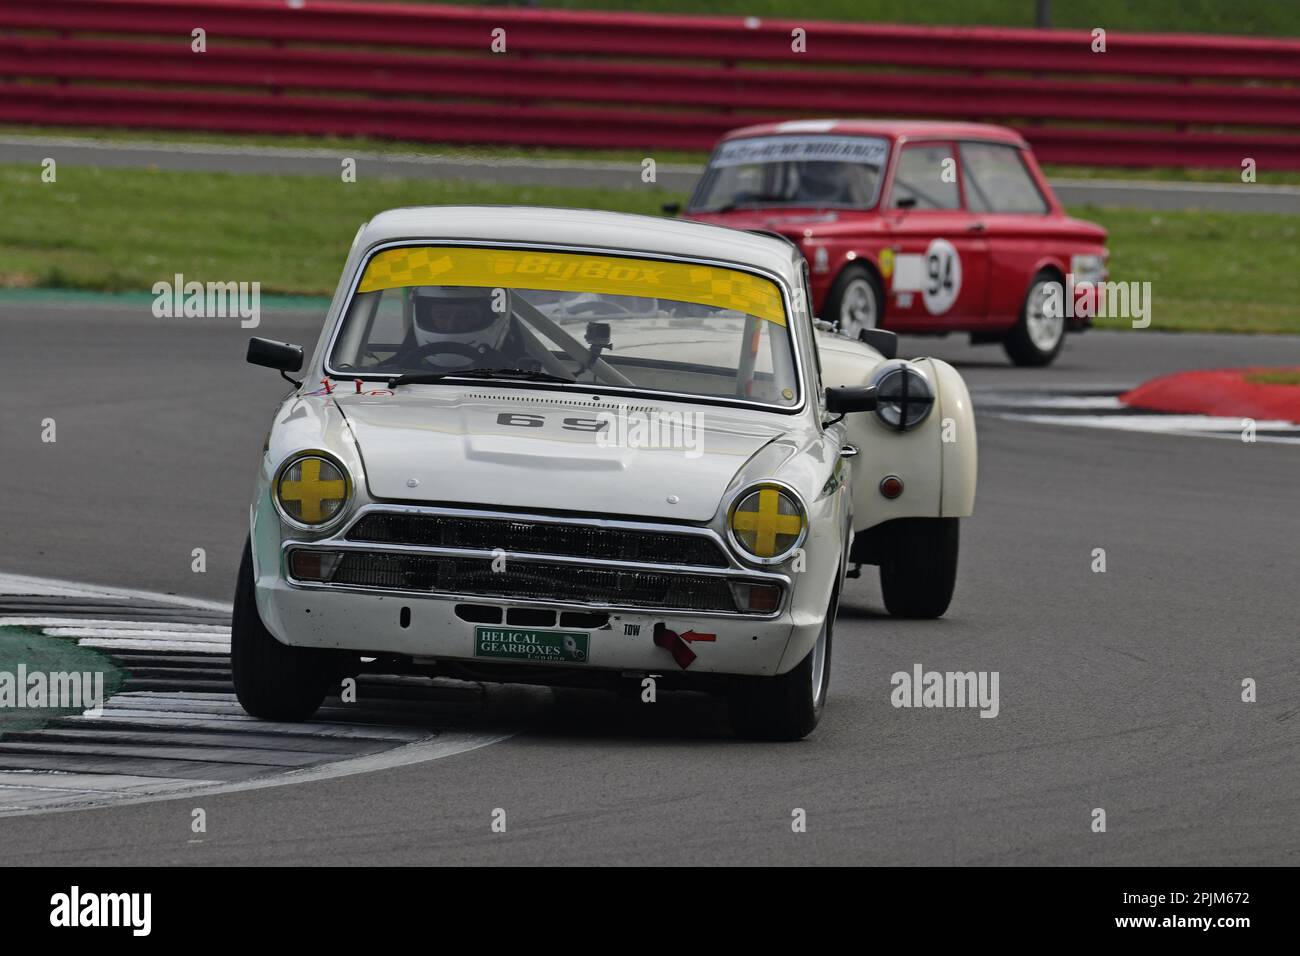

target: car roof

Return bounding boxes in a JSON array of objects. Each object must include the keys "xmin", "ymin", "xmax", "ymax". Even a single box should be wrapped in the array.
[
  {"xmin": 355, "ymin": 205, "xmax": 800, "ymax": 280},
  {"xmin": 717, "ymin": 118, "xmax": 1028, "ymax": 147}
]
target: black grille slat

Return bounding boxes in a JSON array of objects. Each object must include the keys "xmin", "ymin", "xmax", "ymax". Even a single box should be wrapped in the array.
[
  {"xmin": 327, "ymin": 553, "xmax": 739, "ymax": 613},
  {"xmin": 347, "ymin": 513, "xmax": 728, "ymax": 568}
]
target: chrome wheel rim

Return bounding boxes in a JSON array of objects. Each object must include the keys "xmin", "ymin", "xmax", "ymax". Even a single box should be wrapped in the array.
[
  {"xmin": 1026, "ymin": 279, "xmax": 1065, "ymax": 353},
  {"xmin": 810, "ymin": 612, "xmax": 829, "ymax": 708},
  {"xmin": 840, "ymin": 278, "xmax": 877, "ymax": 338}
]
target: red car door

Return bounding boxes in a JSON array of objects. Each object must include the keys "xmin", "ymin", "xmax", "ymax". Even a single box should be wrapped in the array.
[
  {"xmin": 879, "ymin": 140, "xmax": 989, "ymax": 331},
  {"xmin": 957, "ymin": 140, "xmax": 1057, "ymax": 323}
]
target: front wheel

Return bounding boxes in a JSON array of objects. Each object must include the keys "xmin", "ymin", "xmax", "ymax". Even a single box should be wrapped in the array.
[
  {"xmin": 826, "ymin": 265, "xmax": 883, "ymax": 340},
  {"xmin": 1003, "ymin": 270, "xmax": 1066, "ymax": 367},
  {"xmin": 730, "ymin": 589, "xmax": 835, "ymax": 741},
  {"xmin": 879, "ymin": 518, "xmax": 959, "ymax": 619},
  {"xmin": 231, "ymin": 539, "xmax": 331, "ymax": 721}
]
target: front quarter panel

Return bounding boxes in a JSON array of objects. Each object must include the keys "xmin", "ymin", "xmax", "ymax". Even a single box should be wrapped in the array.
[
  {"xmin": 930, "ymin": 358, "xmax": 977, "ymax": 517},
  {"xmin": 816, "ymin": 332, "xmax": 976, "ymax": 529},
  {"xmin": 717, "ymin": 428, "xmax": 851, "ymax": 675},
  {"xmin": 250, "ymin": 392, "xmax": 367, "ymax": 638}
]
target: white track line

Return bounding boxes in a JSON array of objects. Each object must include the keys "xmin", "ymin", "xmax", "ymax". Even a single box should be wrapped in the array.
[
  {"xmin": 1002, "ymin": 412, "xmax": 1300, "ymax": 443},
  {"xmin": 0, "ymin": 617, "xmax": 228, "ymax": 632},
  {"xmin": 0, "ymin": 572, "xmax": 230, "ymax": 612},
  {"xmin": 44, "ymin": 627, "xmax": 231, "ymax": 641},
  {"xmin": 0, "ymin": 574, "xmax": 510, "ymax": 816},
  {"xmin": 975, "ymin": 394, "xmax": 1127, "ymax": 410},
  {"xmin": 0, "ymin": 731, "xmax": 509, "ymax": 817},
  {"xmin": 69, "ymin": 711, "xmax": 428, "ymax": 741},
  {"xmin": 77, "ymin": 639, "xmax": 230, "ymax": 653}
]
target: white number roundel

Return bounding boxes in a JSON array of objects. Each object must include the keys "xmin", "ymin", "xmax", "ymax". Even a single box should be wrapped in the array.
[{"xmin": 922, "ymin": 238, "xmax": 962, "ymax": 315}]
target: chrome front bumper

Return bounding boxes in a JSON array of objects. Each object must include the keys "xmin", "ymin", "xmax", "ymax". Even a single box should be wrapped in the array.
[{"xmin": 253, "ymin": 503, "xmax": 812, "ymax": 677}]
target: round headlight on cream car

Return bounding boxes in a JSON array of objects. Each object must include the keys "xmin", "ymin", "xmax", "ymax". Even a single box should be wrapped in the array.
[
  {"xmin": 727, "ymin": 483, "xmax": 807, "ymax": 565},
  {"xmin": 275, "ymin": 453, "xmax": 351, "ymax": 528},
  {"xmin": 872, "ymin": 363, "xmax": 934, "ymax": 431}
]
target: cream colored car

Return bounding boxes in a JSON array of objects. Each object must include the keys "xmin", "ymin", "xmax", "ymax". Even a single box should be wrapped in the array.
[{"xmin": 235, "ymin": 206, "xmax": 976, "ymax": 740}]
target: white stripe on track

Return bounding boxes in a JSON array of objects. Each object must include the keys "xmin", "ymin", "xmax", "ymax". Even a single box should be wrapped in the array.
[
  {"xmin": 0, "ymin": 618, "xmax": 229, "ymax": 632},
  {"xmin": 0, "ymin": 731, "xmax": 509, "ymax": 817},
  {"xmin": 0, "ymin": 575, "xmax": 510, "ymax": 817},
  {"xmin": 71, "ymin": 711, "xmax": 428, "ymax": 740},
  {"xmin": 77, "ymin": 638, "xmax": 230, "ymax": 653},
  {"xmin": 975, "ymin": 394, "xmax": 1127, "ymax": 410},
  {"xmin": 1002, "ymin": 412, "xmax": 1300, "ymax": 442},
  {"xmin": 0, "ymin": 572, "xmax": 230, "ymax": 612},
  {"xmin": 44, "ymin": 627, "xmax": 231, "ymax": 641}
]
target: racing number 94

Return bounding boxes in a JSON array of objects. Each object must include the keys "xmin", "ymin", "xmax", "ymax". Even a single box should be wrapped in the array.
[{"xmin": 927, "ymin": 249, "xmax": 954, "ymax": 297}]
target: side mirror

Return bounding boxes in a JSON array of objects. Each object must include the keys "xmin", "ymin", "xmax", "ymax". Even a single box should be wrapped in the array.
[
  {"xmin": 893, "ymin": 197, "xmax": 917, "ymax": 210},
  {"xmin": 860, "ymin": 328, "xmax": 898, "ymax": 359},
  {"xmin": 247, "ymin": 337, "xmax": 304, "ymax": 373},
  {"xmin": 661, "ymin": 201, "xmax": 681, "ymax": 216},
  {"xmin": 825, "ymin": 384, "xmax": 878, "ymax": 414}
]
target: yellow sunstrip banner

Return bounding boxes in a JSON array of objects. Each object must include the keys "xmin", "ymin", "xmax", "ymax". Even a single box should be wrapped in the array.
[{"xmin": 357, "ymin": 246, "xmax": 786, "ymax": 326}]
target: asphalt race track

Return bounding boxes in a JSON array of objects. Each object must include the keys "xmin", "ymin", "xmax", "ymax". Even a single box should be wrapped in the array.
[{"xmin": 1, "ymin": 300, "xmax": 1297, "ymax": 864}]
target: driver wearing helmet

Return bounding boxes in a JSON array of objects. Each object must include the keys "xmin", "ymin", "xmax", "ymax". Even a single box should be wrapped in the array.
[
  {"xmin": 793, "ymin": 161, "xmax": 852, "ymax": 204},
  {"xmin": 407, "ymin": 285, "xmax": 523, "ymax": 369}
]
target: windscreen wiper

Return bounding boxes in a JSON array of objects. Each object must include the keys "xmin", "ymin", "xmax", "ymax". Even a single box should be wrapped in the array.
[{"xmin": 388, "ymin": 368, "xmax": 576, "ymax": 388}]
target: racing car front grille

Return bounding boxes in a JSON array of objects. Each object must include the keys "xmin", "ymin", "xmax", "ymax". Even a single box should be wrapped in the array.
[
  {"xmin": 324, "ymin": 551, "xmax": 741, "ymax": 613},
  {"xmin": 346, "ymin": 512, "xmax": 729, "ymax": 568}
]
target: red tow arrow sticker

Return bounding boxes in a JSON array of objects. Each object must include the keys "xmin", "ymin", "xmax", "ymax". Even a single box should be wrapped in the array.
[{"xmin": 680, "ymin": 630, "xmax": 716, "ymax": 643}]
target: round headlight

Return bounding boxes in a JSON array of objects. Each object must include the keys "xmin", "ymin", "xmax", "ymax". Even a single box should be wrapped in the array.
[
  {"xmin": 728, "ymin": 483, "xmax": 807, "ymax": 564},
  {"xmin": 276, "ymin": 453, "xmax": 351, "ymax": 527},
  {"xmin": 873, "ymin": 364, "xmax": 934, "ymax": 431}
]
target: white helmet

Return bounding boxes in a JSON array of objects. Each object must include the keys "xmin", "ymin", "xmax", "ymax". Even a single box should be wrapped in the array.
[{"xmin": 410, "ymin": 286, "xmax": 512, "ymax": 361}]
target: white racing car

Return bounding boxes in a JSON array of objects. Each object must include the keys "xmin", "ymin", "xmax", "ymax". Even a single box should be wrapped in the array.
[{"xmin": 236, "ymin": 206, "xmax": 977, "ymax": 740}]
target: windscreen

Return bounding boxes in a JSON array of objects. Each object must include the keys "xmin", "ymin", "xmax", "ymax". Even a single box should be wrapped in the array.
[
  {"xmin": 328, "ymin": 246, "xmax": 800, "ymax": 408},
  {"xmin": 690, "ymin": 135, "xmax": 890, "ymax": 212}
]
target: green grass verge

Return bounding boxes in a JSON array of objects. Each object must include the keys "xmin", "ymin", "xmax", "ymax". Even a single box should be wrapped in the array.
[
  {"xmin": 1246, "ymin": 369, "xmax": 1300, "ymax": 385},
  {"xmin": 0, "ymin": 164, "xmax": 679, "ymax": 295},
  {"xmin": 1082, "ymin": 207, "xmax": 1300, "ymax": 334},
  {"xmin": 4, "ymin": 163, "xmax": 1297, "ymax": 334},
  {"xmin": 0, "ymin": 626, "xmax": 126, "ymax": 735},
  {"xmin": 387, "ymin": 0, "xmax": 1300, "ymax": 36}
]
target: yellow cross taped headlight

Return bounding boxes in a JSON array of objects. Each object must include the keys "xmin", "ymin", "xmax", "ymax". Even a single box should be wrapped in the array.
[
  {"xmin": 728, "ymin": 483, "xmax": 807, "ymax": 565},
  {"xmin": 276, "ymin": 453, "xmax": 351, "ymax": 527}
]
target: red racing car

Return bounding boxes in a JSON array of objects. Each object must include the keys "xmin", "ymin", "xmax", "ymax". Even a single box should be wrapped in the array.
[{"xmin": 679, "ymin": 119, "xmax": 1108, "ymax": 366}]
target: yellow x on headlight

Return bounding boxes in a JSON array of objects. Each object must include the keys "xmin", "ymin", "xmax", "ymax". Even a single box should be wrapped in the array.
[
  {"xmin": 729, "ymin": 484, "xmax": 806, "ymax": 563},
  {"xmin": 276, "ymin": 454, "xmax": 350, "ymax": 526}
]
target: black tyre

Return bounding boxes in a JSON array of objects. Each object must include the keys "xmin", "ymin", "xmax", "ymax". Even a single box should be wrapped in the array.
[
  {"xmin": 231, "ymin": 539, "xmax": 330, "ymax": 721},
  {"xmin": 879, "ymin": 518, "xmax": 959, "ymax": 619},
  {"xmin": 825, "ymin": 264, "xmax": 884, "ymax": 340},
  {"xmin": 1003, "ymin": 269, "xmax": 1066, "ymax": 367},
  {"xmin": 730, "ymin": 589, "xmax": 835, "ymax": 741}
]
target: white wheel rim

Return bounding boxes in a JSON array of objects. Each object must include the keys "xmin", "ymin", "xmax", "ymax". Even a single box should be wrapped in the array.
[
  {"xmin": 1025, "ymin": 280, "xmax": 1064, "ymax": 353},
  {"xmin": 810, "ymin": 613, "xmax": 829, "ymax": 707},
  {"xmin": 839, "ymin": 278, "xmax": 877, "ymax": 337}
]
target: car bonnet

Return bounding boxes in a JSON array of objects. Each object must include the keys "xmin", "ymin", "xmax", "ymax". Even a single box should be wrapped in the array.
[{"xmin": 333, "ymin": 387, "xmax": 791, "ymax": 522}]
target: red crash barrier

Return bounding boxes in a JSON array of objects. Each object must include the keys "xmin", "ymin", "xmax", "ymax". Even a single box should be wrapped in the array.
[{"xmin": 1, "ymin": 0, "xmax": 1299, "ymax": 168}]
